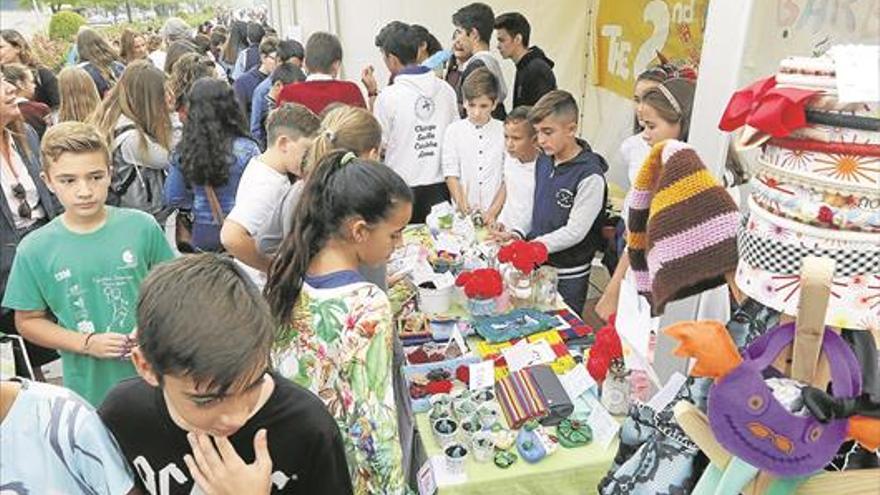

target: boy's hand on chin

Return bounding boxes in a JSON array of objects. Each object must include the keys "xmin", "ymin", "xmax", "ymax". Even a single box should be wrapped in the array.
[{"xmin": 184, "ymin": 429, "xmax": 273, "ymax": 495}]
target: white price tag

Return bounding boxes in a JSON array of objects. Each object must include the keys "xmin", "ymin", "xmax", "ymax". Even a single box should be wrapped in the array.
[
  {"xmin": 445, "ymin": 325, "xmax": 468, "ymax": 355},
  {"xmin": 646, "ymin": 372, "xmax": 687, "ymax": 412},
  {"xmin": 559, "ymin": 364, "xmax": 596, "ymax": 402},
  {"xmin": 428, "ymin": 455, "xmax": 467, "ymax": 486},
  {"xmin": 831, "ymin": 45, "xmax": 880, "ymax": 104},
  {"xmin": 417, "ymin": 459, "xmax": 437, "ymax": 495},
  {"xmin": 585, "ymin": 395, "xmax": 621, "ymax": 450},
  {"xmin": 468, "ymin": 360, "xmax": 495, "ymax": 391},
  {"xmin": 502, "ymin": 340, "xmax": 556, "ymax": 372}
]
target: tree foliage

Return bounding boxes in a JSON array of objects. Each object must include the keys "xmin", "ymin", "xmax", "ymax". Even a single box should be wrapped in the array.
[{"xmin": 48, "ymin": 10, "xmax": 86, "ymax": 40}]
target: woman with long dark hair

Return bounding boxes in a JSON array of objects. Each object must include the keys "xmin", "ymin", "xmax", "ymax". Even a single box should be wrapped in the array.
[
  {"xmin": 0, "ymin": 30, "xmax": 60, "ymax": 109},
  {"xmin": 165, "ymin": 77, "xmax": 259, "ymax": 251}
]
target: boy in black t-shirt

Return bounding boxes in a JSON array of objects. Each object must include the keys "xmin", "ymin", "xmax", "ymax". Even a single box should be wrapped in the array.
[{"xmin": 99, "ymin": 254, "xmax": 352, "ymax": 495}]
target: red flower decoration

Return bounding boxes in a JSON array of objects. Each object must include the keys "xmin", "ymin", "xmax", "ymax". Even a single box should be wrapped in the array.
[
  {"xmin": 455, "ymin": 268, "xmax": 503, "ymax": 299},
  {"xmin": 455, "ymin": 365, "xmax": 470, "ymax": 385},
  {"xmin": 587, "ymin": 354, "xmax": 610, "ymax": 383},
  {"xmin": 817, "ymin": 206, "xmax": 834, "ymax": 224},
  {"xmin": 498, "ymin": 240, "xmax": 549, "ymax": 275},
  {"xmin": 586, "ymin": 316, "xmax": 623, "ymax": 383}
]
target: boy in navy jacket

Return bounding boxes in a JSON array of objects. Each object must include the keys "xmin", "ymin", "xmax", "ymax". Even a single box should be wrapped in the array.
[{"xmin": 499, "ymin": 90, "xmax": 607, "ymax": 312}]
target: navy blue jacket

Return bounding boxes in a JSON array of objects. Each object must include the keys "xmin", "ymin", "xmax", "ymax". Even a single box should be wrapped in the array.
[{"xmin": 527, "ymin": 139, "xmax": 608, "ymax": 270}]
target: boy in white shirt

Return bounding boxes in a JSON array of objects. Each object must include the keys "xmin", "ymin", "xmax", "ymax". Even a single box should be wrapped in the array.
[
  {"xmin": 496, "ymin": 105, "xmax": 538, "ymax": 234},
  {"xmin": 373, "ymin": 24, "xmax": 459, "ymax": 224},
  {"xmin": 220, "ymin": 103, "xmax": 320, "ymax": 285},
  {"xmin": 442, "ymin": 67, "xmax": 506, "ymax": 222}
]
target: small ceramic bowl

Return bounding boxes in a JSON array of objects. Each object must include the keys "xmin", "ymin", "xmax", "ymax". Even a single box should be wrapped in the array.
[
  {"xmin": 433, "ymin": 418, "xmax": 459, "ymax": 447},
  {"xmin": 430, "ymin": 393, "xmax": 453, "ymax": 413},
  {"xmin": 458, "ymin": 415, "xmax": 481, "ymax": 443},
  {"xmin": 453, "ymin": 397, "xmax": 478, "ymax": 419},
  {"xmin": 477, "ymin": 403, "xmax": 500, "ymax": 429},
  {"xmin": 444, "ymin": 443, "xmax": 469, "ymax": 475},
  {"xmin": 471, "ymin": 431, "xmax": 495, "ymax": 463}
]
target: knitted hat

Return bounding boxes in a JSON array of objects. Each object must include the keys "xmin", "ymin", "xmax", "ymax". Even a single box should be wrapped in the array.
[{"xmin": 627, "ymin": 140, "xmax": 740, "ymax": 314}]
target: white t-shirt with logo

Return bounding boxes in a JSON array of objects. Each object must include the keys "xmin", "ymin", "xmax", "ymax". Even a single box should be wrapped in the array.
[{"xmin": 374, "ymin": 71, "xmax": 459, "ymax": 187}]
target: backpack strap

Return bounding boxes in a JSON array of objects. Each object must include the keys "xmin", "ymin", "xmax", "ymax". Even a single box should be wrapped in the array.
[
  {"xmin": 113, "ymin": 124, "xmax": 138, "ymax": 140},
  {"xmin": 204, "ymin": 185, "xmax": 225, "ymax": 225}
]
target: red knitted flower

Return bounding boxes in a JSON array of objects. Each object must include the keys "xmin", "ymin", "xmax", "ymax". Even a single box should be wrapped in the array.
[
  {"xmin": 498, "ymin": 240, "xmax": 549, "ymax": 275},
  {"xmin": 455, "ymin": 268, "xmax": 503, "ymax": 299},
  {"xmin": 586, "ymin": 316, "xmax": 623, "ymax": 383}
]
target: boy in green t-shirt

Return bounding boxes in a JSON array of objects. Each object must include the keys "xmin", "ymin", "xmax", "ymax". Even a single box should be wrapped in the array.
[{"xmin": 2, "ymin": 122, "xmax": 174, "ymax": 405}]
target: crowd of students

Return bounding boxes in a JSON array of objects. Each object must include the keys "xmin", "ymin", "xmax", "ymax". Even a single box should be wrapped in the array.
[{"xmin": 0, "ymin": 3, "xmax": 709, "ymax": 494}]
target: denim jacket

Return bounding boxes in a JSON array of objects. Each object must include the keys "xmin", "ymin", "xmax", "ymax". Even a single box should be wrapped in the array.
[{"xmin": 165, "ymin": 137, "xmax": 260, "ymax": 250}]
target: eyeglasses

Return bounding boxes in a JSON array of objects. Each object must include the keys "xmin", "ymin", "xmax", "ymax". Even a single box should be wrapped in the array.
[{"xmin": 11, "ymin": 182, "xmax": 32, "ymax": 219}]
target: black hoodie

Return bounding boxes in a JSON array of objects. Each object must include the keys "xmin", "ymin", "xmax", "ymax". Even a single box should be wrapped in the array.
[{"xmin": 514, "ymin": 46, "xmax": 557, "ymax": 108}]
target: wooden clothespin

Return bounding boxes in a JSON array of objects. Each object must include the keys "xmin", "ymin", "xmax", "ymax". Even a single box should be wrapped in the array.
[{"xmin": 790, "ymin": 257, "xmax": 835, "ymax": 385}]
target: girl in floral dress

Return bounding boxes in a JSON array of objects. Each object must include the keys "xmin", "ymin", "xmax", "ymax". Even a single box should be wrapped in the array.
[{"xmin": 265, "ymin": 150, "xmax": 413, "ymax": 494}]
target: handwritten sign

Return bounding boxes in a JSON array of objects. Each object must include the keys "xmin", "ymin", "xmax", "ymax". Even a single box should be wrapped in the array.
[{"xmin": 593, "ymin": 0, "xmax": 710, "ymax": 98}]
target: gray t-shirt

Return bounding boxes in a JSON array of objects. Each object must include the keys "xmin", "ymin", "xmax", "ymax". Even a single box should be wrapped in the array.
[{"xmin": 256, "ymin": 181, "xmax": 388, "ymax": 291}]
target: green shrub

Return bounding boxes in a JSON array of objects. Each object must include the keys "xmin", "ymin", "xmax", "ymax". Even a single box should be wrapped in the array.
[
  {"xmin": 48, "ymin": 11, "xmax": 87, "ymax": 41},
  {"xmin": 179, "ymin": 8, "xmax": 214, "ymax": 29}
]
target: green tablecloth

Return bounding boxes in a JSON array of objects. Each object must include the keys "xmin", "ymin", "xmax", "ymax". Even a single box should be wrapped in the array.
[{"xmin": 416, "ymin": 414, "xmax": 617, "ymax": 495}]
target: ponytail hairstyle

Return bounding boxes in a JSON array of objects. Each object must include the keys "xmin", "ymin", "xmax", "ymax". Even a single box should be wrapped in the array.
[
  {"xmin": 639, "ymin": 78, "xmax": 695, "ymax": 141},
  {"xmin": 264, "ymin": 150, "xmax": 413, "ymax": 323},
  {"xmin": 305, "ymin": 105, "xmax": 382, "ymax": 175}
]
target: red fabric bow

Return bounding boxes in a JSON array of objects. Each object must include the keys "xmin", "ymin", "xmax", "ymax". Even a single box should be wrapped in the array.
[{"xmin": 718, "ymin": 76, "xmax": 819, "ymax": 138}]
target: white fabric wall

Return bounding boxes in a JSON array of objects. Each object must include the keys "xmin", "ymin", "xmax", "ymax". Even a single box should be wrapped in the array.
[
  {"xmin": 267, "ymin": 0, "xmax": 880, "ymax": 193},
  {"xmin": 269, "ymin": 0, "xmax": 638, "ymax": 189}
]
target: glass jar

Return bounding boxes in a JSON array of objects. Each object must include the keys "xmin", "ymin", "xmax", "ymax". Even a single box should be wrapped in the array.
[{"xmin": 533, "ymin": 266, "xmax": 559, "ymax": 309}]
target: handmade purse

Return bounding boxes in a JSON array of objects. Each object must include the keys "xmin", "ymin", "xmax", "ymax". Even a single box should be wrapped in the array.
[
  {"xmin": 668, "ymin": 321, "xmax": 862, "ymax": 476},
  {"xmin": 529, "ymin": 364, "xmax": 573, "ymax": 426},
  {"xmin": 495, "ymin": 367, "xmax": 549, "ymax": 429}
]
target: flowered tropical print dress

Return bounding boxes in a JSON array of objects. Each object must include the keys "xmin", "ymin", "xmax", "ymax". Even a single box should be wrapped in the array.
[{"xmin": 274, "ymin": 278, "xmax": 408, "ymax": 495}]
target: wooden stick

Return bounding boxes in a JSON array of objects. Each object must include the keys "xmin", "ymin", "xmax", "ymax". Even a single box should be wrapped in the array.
[{"xmin": 791, "ymin": 257, "xmax": 835, "ymax": 384}]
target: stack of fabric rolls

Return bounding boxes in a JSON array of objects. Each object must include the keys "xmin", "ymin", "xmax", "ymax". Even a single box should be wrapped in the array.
[{"xmin": 720, "ymin": 48, "xmax": 880, "ymax": 331}]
